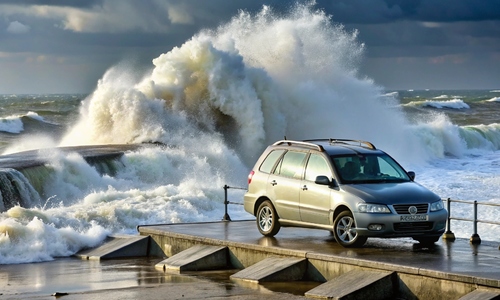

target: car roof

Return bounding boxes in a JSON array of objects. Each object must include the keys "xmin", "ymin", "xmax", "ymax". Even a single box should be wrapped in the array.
[{"xmin": 271, "ymin": 139, "xmax": 384, "ymax": 156}]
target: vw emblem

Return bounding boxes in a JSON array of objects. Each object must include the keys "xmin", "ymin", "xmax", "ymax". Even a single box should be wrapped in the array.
[{"xmin": 408, "ymin": 206, "xmax": 418, "ymax": 215}]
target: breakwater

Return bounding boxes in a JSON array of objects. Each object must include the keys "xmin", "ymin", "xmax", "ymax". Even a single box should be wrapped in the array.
[{"xmin": 0, "ymin": 144, "xmax": 141, "ymax": 211}]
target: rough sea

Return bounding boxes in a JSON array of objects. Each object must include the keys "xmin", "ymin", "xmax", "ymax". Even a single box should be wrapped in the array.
[{"xmin": 1, "ymin": 4, "xmax": 500, "ymax": 264}]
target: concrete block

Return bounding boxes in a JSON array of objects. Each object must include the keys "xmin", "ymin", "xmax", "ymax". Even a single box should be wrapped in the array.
[
  {"xmin": 75, "ymin": 235, "xmax": 149, "ymax": 260},
  {"xmin": 155, "ymin": 244, "xmax": 228, "ymax": 272},
  {"xmin": 304, "ymin": 269, "xmax": 395, "ymax": 300},
  {"xmin": 459, "ymin": 290, "xmax": 500, "ymax": 300},
  {"xmin": 230, "ymin": 257, "xmax": 307, "ymax": 283}
]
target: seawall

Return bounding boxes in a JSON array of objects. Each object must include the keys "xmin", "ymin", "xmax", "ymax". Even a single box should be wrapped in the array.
[{"xmin": 138, "ymin": 220, "xmax": 500, "ymax": 300}]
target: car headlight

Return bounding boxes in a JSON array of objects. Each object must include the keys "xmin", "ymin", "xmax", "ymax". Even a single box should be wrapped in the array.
[
  {"xmin": 430, "ymin": 199, "xmax": 444, "ymax": 211},
  {"xmin": 358, "ymin": 203, "xmax": 390, "ymax": 213}
]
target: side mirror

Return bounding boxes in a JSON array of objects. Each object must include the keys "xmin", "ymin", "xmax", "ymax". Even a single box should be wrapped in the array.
[
  {"xmin": 315, "ymin": 176, "xmax": 338, "ymax": 187},
  {"xmin": 407, "ymin": 171, "xmax": 415, "ymax": 181},
  {"xmin": 315, "ymin": 175, "xmax": 331, "ymax": 185}
]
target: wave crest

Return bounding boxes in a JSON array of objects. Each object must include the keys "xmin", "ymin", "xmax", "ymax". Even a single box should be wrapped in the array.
[
  {"xmin": 61, "ymin": 3, "xmax": 424, "ymax": 165},
  {"xmin": 404, "ymin": 99, "xmax": 470, "ymax": 110}
]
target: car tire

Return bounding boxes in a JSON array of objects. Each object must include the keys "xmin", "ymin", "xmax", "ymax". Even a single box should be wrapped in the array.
[
  {"xmin": 256, "ymin": 200, "xmax": 281, "ymax": 237},
  {"xmin": 333, "ymin": 210, "xmax": 367, "ymax": 247},
  {"xmin": 414, "ymin": 236, "xmax": 440, "ymax": 245}
]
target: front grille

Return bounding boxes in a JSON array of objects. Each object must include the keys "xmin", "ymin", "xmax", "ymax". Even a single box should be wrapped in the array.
[
  {"xmin": 393, "ymin": 204, "xmax": 428, "ymax": 214},
  {"xmin": 394, "ymin": 222, "xmax": 434, "ymax": 231}
]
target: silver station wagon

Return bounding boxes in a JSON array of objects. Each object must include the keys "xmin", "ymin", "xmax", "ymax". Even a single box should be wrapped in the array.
[{"xmin": 244, "ymin": 139, "xmax": 447, "ymax": 247}]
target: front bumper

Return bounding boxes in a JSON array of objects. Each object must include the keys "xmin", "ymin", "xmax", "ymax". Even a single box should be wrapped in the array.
[{"xmin": 353, "ymin": 209, "xmax": 448, "ymax": 238}]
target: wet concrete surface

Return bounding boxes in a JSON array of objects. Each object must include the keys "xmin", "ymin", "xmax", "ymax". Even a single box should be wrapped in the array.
[
  {"xmin": 139, "ymin": 220, "xmax": 500, "ymax": 281},
  {"xmin": 3, "ymin": 220, "xmax": 500, "ymax": 299},
  {"xmin": 0, "ymin": 257, "xmax": 312, "ymax": 299}
]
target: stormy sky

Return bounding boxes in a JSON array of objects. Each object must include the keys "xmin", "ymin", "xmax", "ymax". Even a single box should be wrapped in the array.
[{"xmin": 1, "ymin": 0, "xmax": 499, "ymax": 94}]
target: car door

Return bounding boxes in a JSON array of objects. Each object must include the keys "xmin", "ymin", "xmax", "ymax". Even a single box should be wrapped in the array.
[
  {"xmin": 266, "ymin": 150, "xmax": 307, "ymax": 221},
  {"xmin": 299, "ymin": 153, "xmax": 333, "ymax": 225}
]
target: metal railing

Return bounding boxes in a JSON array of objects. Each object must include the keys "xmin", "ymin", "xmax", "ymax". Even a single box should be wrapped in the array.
[
  {"xmin": 221, "ymin": 184, "xmax": 246, "ymax": 221},
  {"xmin": 221, "ymin": 188, "xmax": 500, "ymax": 248},
  {"xmin": 442, "ymin": 198, "xmax": 500, "ymax": 246}
]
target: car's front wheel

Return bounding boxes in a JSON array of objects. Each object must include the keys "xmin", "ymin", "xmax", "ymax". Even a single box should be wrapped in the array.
[
  {"xmin": 333, "ymin": 210, "xmax": 367, "ymax": 247},
  {"xmin": 256, "ymin": 200, "xmax": 281, "ymax": 237},
  {"xmin": 414, "ymin": 236, "xmax": 440, "ymax": 245}
]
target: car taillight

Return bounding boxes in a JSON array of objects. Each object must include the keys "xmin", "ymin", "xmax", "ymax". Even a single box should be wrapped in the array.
[{"xmin": 248, "ymin": 170, "xmax": 255, "ymax": 184}]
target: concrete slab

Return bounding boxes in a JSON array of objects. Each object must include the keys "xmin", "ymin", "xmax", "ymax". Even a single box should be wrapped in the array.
[
  {"xmin": 0, "ymin": 257, "xmax": 310, "ymax": 300},
  {"xmin": 459, "ymin": 290, "xmax": 500, "ymax": 300},
  {"xmin": 75, "ymin": 235, "xmax": 149, "ymax": 260},
  {"xmin": 230, "ymin": 257, "xmax": 307, "ymax": 283},
  {"xmin": 155, "ymin": 244, "xmax": 228, "ymax": 272},
  {"xmin": 304, "ymin": 270, "xmax": 395, "ymax": 300}
]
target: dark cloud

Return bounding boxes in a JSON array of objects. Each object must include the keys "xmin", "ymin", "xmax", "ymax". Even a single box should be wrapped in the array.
[
  {"xmin": 0, "ymin": 0, "xmax": 103, "ymax": 7},
  {"xmin": 316, "ymin": 0, "xmax": 500, "ymax": 24},
  {"xmin": 415, "ymin": 0, "xmax": 500, "ymax": 22},
  {"xmin": 315, "ymin": 0, "xmax": 500, "ymax": 72},
  {"xmin": 317, "ymin": 0, "xmax": 406, "ymax": 23},
  {"xmin": 0, "ymin": 0, "xmax": 499, "ymax": 93}
]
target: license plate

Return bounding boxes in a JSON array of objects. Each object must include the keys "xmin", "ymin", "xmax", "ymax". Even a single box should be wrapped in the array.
[{"xmin": 400, "ymin": 214, "xmax": 428, "ymax": 222}]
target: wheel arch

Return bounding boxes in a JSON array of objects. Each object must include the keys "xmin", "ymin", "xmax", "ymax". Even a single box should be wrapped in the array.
[
  {"xmin": 254, "ymin": 196, "xmax": 272, "ymax": 216},
  {"xmin": 332, "ymin": 205, "xmax": 351, "ymax": 222}
]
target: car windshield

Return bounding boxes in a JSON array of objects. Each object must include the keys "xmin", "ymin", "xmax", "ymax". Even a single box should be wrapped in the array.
[{"xmin": 331, "ymin": 153, "xmax": 411, "ymax": 184}]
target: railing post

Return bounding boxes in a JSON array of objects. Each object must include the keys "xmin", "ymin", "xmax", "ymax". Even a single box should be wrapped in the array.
[
  {"xmin": 442, "ymin": 198, "xmax": 455, "ymax": 241},
  {"xmin": 222, "ymin": 185, "xmax": 232, "ymax": 221},
  {"xmin": 470, "ymin": 200, "xmax": 481, "ymax": 244}
]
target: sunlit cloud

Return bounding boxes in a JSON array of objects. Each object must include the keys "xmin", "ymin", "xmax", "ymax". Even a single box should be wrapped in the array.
[
  {"xmin": 6, "ymin": 21, "xmax": 31, "ymax": 34},
  {"xmin": 1, "ymin": 1, "xmax": 187, "ymax": 33},
  {"xmin": 167, "ymin": 4, "xmax": 194, "ymax": 24}
]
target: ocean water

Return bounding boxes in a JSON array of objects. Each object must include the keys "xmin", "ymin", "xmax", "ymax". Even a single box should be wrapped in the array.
[{"xmin": 1, "ymin": 4, "xmax": 500, "ymax": 264}]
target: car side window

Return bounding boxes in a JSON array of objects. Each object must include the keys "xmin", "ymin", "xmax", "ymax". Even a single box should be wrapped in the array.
[
  {"xmin": 274, "ymin": 151, "xmax": 307, "ymax": 178},
  {"xmin": 259, "ymin": 150, "xmax": 285, "ymax": 174},
  {"xmin": 304, "ymin": 154, "xmax": 331, "ymax": 182}
]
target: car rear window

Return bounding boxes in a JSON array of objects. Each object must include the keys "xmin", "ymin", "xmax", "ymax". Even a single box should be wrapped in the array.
[{"xmin": 259, "ymin": 149, "xmax": 285, "ymax": 173}]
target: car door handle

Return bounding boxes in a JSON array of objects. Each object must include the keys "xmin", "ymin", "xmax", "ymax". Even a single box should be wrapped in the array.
[
  {"xmin": 302, "ymin": 185, "xmax": 308, "ymax": 191},
  {"xmin": 270, "ymin": 180, "xmax": 277, "ymax": 186}
]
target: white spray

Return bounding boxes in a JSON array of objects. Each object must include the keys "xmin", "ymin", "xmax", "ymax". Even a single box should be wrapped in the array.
[{"xmin": 60, "ymin": 3, "xmax": 430, "ymax": 166}]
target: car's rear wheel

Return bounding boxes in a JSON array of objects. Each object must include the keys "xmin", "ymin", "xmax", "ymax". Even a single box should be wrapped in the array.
[
  {"xmin": 333, "ymin": 210, "xmax": 367, "ymax": 247},
  {"xmin": 256, "ymin": 200, "xmax": 281, "ymax": 237}
]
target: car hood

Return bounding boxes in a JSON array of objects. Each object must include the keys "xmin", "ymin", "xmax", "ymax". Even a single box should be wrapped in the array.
[{"xmin": 341, "ymin": 181, "xmax": 440, "ymax": 204}]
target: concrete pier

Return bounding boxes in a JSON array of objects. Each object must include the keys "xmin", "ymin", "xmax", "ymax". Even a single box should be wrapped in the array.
[
  {"xmin": 137, "ymin": 220, "xmax": 500, "ymax": 300},
  {"xmin": 0, "ymin": 144, "xmax": 141, "ymax": 169}
]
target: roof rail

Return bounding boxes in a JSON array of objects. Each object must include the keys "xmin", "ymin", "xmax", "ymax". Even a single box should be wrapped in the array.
[
  {"xmin": 303, "ymin": 138, "xmax": 376, "ymax": 150},
  {"xmin": 273, "ymin": 140, "xmax": 325, "ymax": 152}
]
